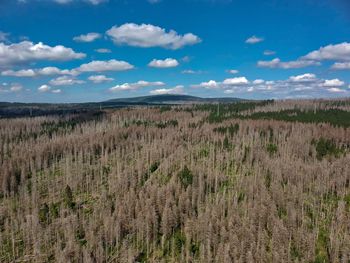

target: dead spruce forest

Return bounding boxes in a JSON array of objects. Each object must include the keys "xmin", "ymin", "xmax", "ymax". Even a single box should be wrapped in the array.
[{"xmin": 0, "ymin": 99, "xmax": 350, "ymax": 263}]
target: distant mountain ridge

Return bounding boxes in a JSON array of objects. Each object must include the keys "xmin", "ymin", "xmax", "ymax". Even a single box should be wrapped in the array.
[
  {"xmin": 104, "ymin": 94, "xmax": 244, "ymax": 104},
  {"xmin": 0, "ymin": 94, "xmax": 245, "ymax": 118}
]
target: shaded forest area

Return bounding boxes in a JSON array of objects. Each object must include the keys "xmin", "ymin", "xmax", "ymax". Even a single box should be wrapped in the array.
[{"xmin": 0, "ymin": 99, "xmax": 349, "ymax": 262}]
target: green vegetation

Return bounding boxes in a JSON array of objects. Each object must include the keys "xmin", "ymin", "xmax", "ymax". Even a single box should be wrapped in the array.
[
  {"xmin": 312, "ymin": 138, "xmax": 345, "ymax": 160},
  {"xmin": 213, "ymin": 123, "xmax": 239, "ymax": 136},
  {"xmin": 249, "ymin": 109, "xmax": 350, "ymax": 128},
  {"xmin": 266, "ymin": 143, "xmax": 278, "ymax": 156},
  {"xmin": 178, "ymin": 165, "xmax": 193, "ymax": 187},
  {"xmin": 63, "ymin": 185, "xmax": 75, "ymax": 209},
  {"xmin": 193, "ymin": 100, "xmax": 273, "ymax": 123}
]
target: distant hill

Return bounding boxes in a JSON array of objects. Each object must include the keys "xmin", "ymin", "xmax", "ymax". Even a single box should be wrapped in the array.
[
  {"xmin": 0, "ymin": 95, "xmax": 245, "ymax": 118},
  {"xmin": 104, "ymin": 94, "xmax": 244, "ymax": 105}
]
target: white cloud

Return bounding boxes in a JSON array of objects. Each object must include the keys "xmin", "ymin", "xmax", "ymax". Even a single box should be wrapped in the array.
[
  {"xmin": 327, "ymin": 87, "xmax": 346, "ymax": 93},
  {"xmin": 95, "ymin": 48, "xmax": 111, "ymax": 53},
  {"xmin": 150, "ymin": 85, "xmax": 184, "ymax": 95},
  {"xmin": 257, "ymin": 42, "xmax": 350, "ymax": 71},
  {"xmin": 253, "ymin": 79, "xmax": 264, "ymax": 84},
  {"xmin": 1, "ymin": 67, "xmax": 75, "ymax": 77},
  {"xmin": 222, "ymin": 77, "xmax": 249, "ymax": 86},
  {"xmin": 0, "ymin": 41, "xmax": 85, "ymax": 67},
  {"xmin": 257, "ymin": 58, "xmax": 320, "ymax": 69},
  {"xmin": 38, "ymin": 67, "xmax": 75, "ymax": 76},
  {"xmin": 49, "ymin": 76, "xmax": 85, "ymax": 86},
  {"xmin": 51, "ymin": 89, "xmax": 62, "ymax": 93},
  {"xmin": 73, "ymin": 32, "xmax": 101, "ymax": 42},
  {"xmin": 109, "ymin": 81, "xmax": 165, "ymax": 92},
  {"xmin": 322, "ymin": 79, "xmax": 345, "ymax": 87},
  {"xmin": 192, "ymin": 80, "xmax": 219, "ymax": 89},
  {"xmin": 148, "ymin": 58, "xmax": 179, "ymax": 68},
  {"xmin": 331, "ymin": 62, "xmax": 350, "ymax": 70},
  {"xmin": 148, "ymin": 0, "xmax": 161, "ymax": 3},
  {"xmin": 106, "ymin": 23, "xmax": 201, "ymax": 49},
  {"xmin": 88, "ymin": 75, "xmax": 114, "ymax": 83},
  {"xmin": 38, "ymin": 84, "xmax": 51, "ymax": 92},
  {"xmin": 182, "ymin": 70, "xmax": 195, "ymax": 74},
  {"xmin": 245, "ymin": 35, "xmax": 264, "ymax": 44},
  {"xmin": 191, "ymin": 74, "xmax": 349, "ymax": 98},
  {"xmin": 182, "ymin": 69, "xmax": 203, "ymax": 74},
  {"xmin": 226, "ymin": 69, "xmax": 239, "ymax": 74},
  {"xmin": 2, "ymin": 69, "xmax": 36, "ymax": 77},
  {"xmin": 302, "ymin": 42, "xmax": 350, "ymax": 61},
  {"xmin": 54, "ymin": 0, "xmax": 108, "ymax": 4},
  {"xmin": 77, "ymin": 59, "xmax": 134, "ymax": 72},
  {"xmin": 1, "ymin": 60, "xmax": 132, "ymax": 78},
  {"xmin": 264, "ymin": 50, "xmax": 276, "ymax": 56},
  {"xmin": 193, "ymin": 77, "xmax": 249, "ymax": 91},
  {"xmin": 10, "ymin": 84, "xmax": 23, "ymax": 92},
  {"xmin": 289, "ymin": 73, "xmax": 317, "ymax": 83}
]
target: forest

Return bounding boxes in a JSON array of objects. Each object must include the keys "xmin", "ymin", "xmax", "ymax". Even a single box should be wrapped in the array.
[{"xmin": 0, "ymin": 99, "xmax": 349, "ymax": 262}]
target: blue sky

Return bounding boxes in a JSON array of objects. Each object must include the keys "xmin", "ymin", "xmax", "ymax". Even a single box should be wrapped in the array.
[{"xmin": 1, "ymin": 0, "xmax": 350, "ymax": 102}]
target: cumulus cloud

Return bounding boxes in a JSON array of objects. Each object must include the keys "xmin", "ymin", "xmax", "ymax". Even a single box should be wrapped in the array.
[
  {"xmin": 289, "ymin": 73, "xmax": 317, "ymax": 83},
  {"xmin": 191, "ymin": 73, "xmax": 349, "ymax": 97},
  {"xmin": 77, "ymin": 59, "xmax": 134, "ymax": 72},
  {"xmin": 257, "ymin": 43, "xmax": 350, "ymax": 70},
  {"xmin": 257, "ymin": 58, "xmax": 320, "ymax": 69},
  {"xmin": 2, "ymin": 69, "xmax": 36, "ymax": 77},
  {"xmin": 106, "ymin": 23, "xmax": 201, "ymax": 49},
  {"xmin": 322, "ymin": 79, "xmax": 345, "ymax": 87},
  {"xmin": 148, "ymin": 58, "xmax": 179, "ymax": 68},
  {"xmin": 245, "ymin": 35, "xmax": 264, "ymax": 44},
  {"xmin": 150, "ymin": 85, "xmax": 184, "ymax": 95},
  {"xmin": 222, "ymin": 77, "xmax": 249, "ymax": 85},
  {"xmin": 38, "ymin": 84, "xmax": 51, "ymax": 92},
  {"xmin": 2, "ymin": 60, "xmax": 132, "ymax": 78},
  {"xmin": 1, "ymin": 67, "xmax": 76, "ymax": 77},
  {"xmin": 192, "ymin": 80, "xmax": 219, "ymax": 89},
  {"xmin": 88, "ymin": 75, "xmax": 114, "ymax": 83},
  {"xmin": 331, "ymin": 62, "xmax": 350, "ymax": 70},
  {"xmin": 49, "ymin": 76, "xmax": 85, "ymax": 86},
  {"xmin": 302, "ymin": 42, "xmax": 350, "ymax": 61},
  {"xmin": 38, "ymin": 84, "xmax": 63, "ymax": 93},
  {"xmin": 38, "ymin": 67, "xmax": 76, "ymax": 76},
  {"xmin": 109, "ymin": 81, "xmax": 165, "ymax": 92},
  {"xmin": 73, "ymin": 32, "xmax": 101, "ymax": 42},
  {"xmin": 253, "ymin": 79, "xmax": 264, "ymax": 84},
  {"xmin": 0, "ymin": 41, "xmax": 85, "ymax": 67}
]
